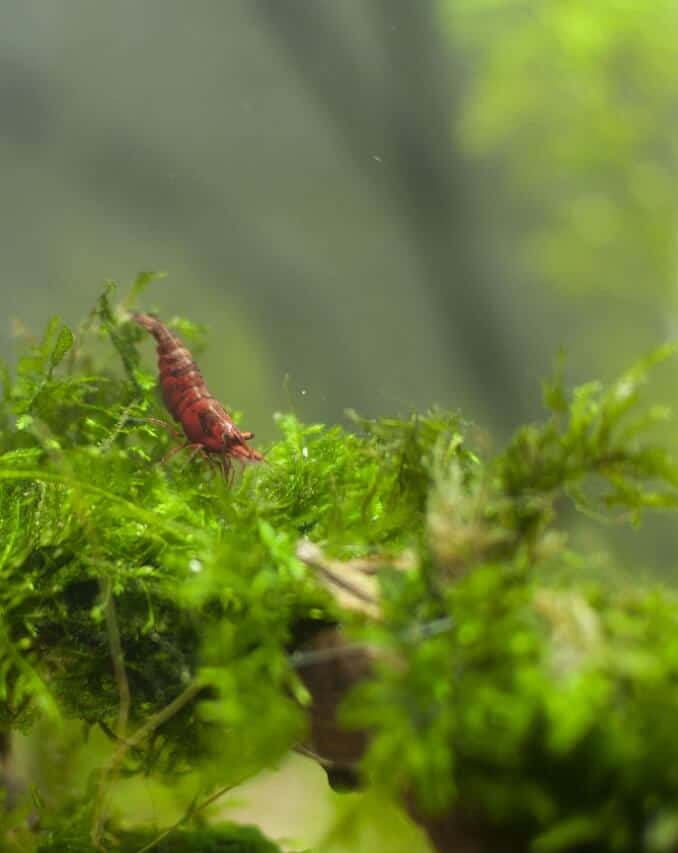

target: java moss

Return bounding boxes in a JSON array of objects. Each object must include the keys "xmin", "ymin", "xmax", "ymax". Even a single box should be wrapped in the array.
[
  {"xmin": 37, "ymin": 818, "xmax": 282, "ymax": 853},
  {"xmin": 2, "ymin": 280, "xmax": 678, "ymax": 851}
]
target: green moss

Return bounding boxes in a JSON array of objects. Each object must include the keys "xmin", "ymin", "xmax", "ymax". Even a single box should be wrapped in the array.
[
  {"xmin": 37, "ymin": 818, "xmax": 282, "ymax": 853},
  {"xmin": 2, "ymin": 281, "xmax": 678, "ymax": 851}
]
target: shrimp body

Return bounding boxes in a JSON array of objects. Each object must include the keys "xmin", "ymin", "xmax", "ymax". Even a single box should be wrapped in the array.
[{"xmin": 133, "ymin": 312, "xmax": 262, "ymax": 467}]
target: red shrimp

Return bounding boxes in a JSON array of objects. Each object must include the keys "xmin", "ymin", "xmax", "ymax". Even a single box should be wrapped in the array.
[{"xmin": 132, "ymin": 312, "xmax": 263, "ymax": 474}]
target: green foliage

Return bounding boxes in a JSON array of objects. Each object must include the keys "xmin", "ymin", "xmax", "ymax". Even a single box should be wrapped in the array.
[
  {"xmin": 446, "ymin": 0, "xmax": 678, "ymax": 300},
  {"xmin": 2, "ymin": 283, "xmax": 678, "ymax": 851},
  {"xmin": 37, "ymin": 814, "xmax": 282, "ymax": 853}
]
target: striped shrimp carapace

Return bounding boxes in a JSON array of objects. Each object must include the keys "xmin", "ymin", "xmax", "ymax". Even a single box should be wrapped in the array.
[{"xmin": 133, "ymin": 312, "xmax": 263, "ymax": 474}]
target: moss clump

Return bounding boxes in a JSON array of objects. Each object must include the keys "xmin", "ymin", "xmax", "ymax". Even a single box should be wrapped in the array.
[
  {"xmin": 37, "ymin": 817, "xmax": 281, "ymax": 853},
  {"xmin": 2, "ymin": 280, "xmax": 678, "ymax": 851}
]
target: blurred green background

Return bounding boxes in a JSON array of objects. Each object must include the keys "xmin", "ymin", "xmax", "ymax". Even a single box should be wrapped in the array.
[{"xmin": 3, "ymin": 2, "xmax": 678, "ymax": 848}]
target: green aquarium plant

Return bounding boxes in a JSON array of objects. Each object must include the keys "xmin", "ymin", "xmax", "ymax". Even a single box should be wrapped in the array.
[{"xmin": 2, "ymin": 280, "xmax": 678, "ymax": 852}]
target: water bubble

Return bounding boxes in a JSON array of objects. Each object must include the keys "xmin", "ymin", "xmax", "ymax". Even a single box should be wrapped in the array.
[
  {"xmin": 302, "ymin": 446, "xmax": 309, "ymax": 459},
  {"xmin": 189, "ymin": 558, "xmax": 203, "ymax": 574}
]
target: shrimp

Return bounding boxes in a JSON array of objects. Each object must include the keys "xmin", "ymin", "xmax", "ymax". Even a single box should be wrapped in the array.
[{"xmin": 132, "ymin": 312, "xmax": 263, "ymax": 474}]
